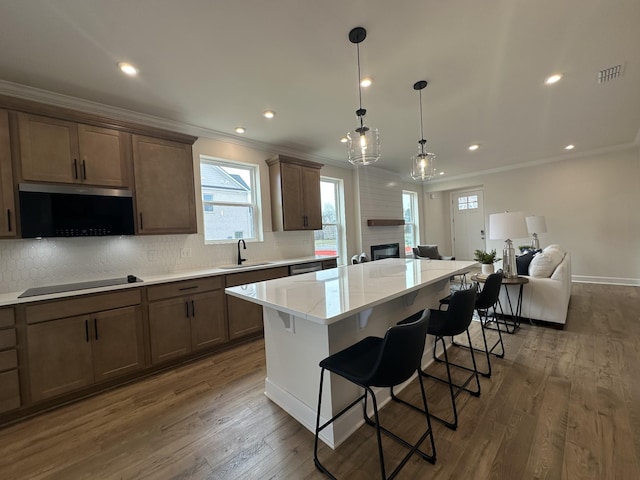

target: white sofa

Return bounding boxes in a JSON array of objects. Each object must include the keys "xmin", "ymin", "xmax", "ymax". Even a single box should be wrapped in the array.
[{"xmin": 498, "ymin": 246, "xmax": 572, "ymax": 327}]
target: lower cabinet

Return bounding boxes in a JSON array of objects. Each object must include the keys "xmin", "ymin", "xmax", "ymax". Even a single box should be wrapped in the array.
[
  {"xmin": 225, "ymin": 266, "xmax": 289, "ymax": 340},
  {"xmin": 25, "ymin": 291, "xmax": 144, "ymax": 403},
  {"xmin": 148, "ymin": 279, "xmax": 226, "ymax": 365},
  {"xmin": 0, "ymin": 307, "xmax": 19, "ymax": 413}
]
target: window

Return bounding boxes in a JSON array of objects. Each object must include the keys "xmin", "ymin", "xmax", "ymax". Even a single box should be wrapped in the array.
[
  {"xmin": 199, "ymin": 156, "xmax": 261, "ymax": 242},
  {"xmin": 403, "ymin": 191, "xmax": 419, "ymax": 255},
  {"xmin": 314, "ymin": 177, "xmax": 346, "ymax": 264},
  {"xmin": 457, "ymin": 194, "xmax": 478, "ymax": 211}
]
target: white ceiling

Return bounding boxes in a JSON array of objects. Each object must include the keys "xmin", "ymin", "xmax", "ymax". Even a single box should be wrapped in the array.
[{"xmin": 1, "ymin": 0, "xmax": 639, "ymax": 181}]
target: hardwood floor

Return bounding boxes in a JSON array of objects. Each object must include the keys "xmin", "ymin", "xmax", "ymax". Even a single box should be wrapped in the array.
[{"xmin": 1, "ymin": 283, "xmax": 638, "ymax": 479}]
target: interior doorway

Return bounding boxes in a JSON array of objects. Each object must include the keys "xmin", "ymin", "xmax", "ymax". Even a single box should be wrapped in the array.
[{"xmin": 451, "ymin": 189, "xmax": 486, "ymax": 261}]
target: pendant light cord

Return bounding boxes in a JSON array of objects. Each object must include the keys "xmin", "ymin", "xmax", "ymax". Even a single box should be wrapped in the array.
[
  {"xmin": 356, "ymin": 42, "xmax": 364, "ymax": 129},
  {"xmin": 419, "ymin": 89, "xmax": 425, "ymax": 154}
]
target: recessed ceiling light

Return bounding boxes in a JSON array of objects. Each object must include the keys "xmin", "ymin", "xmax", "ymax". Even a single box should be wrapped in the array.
[
  {"xmin": 263, "ymin": 110, "xmax": 275, "ymax": 119},
  {"xmin": 360, "ymin": 77, "xmax": 372, "ymax": 88},
  {"xmin": 339, "ymin": 137, "xmax": 348, "ymax": 143},
  {"xmin": 234, "ymin": 127, "xmax": 246, "ymax": 134},
  {"xmin": 468, "ymin": 144, "xmax": 480, "ymax": 151},
  {"xmin": 565, "ymin": 144, "xmax": 575, "ymax": 150},
  {"xmin": 545, "ymin": 73, "xmax": 563, "ymax": 85},
  {"xmin": 118, "ymin": 62, "xmax": 138, "ymax": 76},
  {"xmin": 439, "ymin": 171, "xmax": 445, "ymax": 175}
]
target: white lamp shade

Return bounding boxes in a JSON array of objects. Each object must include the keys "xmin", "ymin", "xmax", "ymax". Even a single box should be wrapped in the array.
[
  {"xmin": 489, "ymin": 211, "xmax": 528, "ymax": 240},
  {"xmin": 526, "ymin": 215, "xmax": 547, "ymax": 234}
]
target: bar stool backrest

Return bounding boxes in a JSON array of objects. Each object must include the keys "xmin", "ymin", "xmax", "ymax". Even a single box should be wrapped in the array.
[
  {"xmin": 475, "ymin": 270, "xmax": 504, "ymax": 310},
  {"xmin": 366, "ymin": 309, "xmax": 430, "ymax": 388},
  {"xmin": 443, "ymin": 286, "xmax": 477, "ymax": 337}
]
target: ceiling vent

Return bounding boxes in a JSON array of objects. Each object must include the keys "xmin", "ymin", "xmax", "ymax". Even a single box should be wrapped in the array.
[{"xmin": 598, "ymin": 64, "xmax": 624, "ymax": 83}]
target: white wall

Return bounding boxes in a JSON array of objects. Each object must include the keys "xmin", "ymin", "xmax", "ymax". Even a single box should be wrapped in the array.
[{"xmin": 423, "ymin": 146, "xmax": 640, "ymax": 285}]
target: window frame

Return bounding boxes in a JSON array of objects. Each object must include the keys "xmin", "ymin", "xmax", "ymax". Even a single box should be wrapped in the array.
[
  {"xmin": 315, "ymin": 176, "xmax": 347, "ymax": 265},
  {"xmin": 402, "ymin": 190, "xmax": 420, "ymax": 255},
  {"xmin": 199, "ymin": 156, "xmax": 263, "ymax": 244}
]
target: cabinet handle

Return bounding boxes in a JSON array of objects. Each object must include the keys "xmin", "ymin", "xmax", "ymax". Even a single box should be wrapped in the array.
[
  {"xmin": 139, "ymin": 213, "xmax": 144, "ymax": 230},
  {"xmin": 85, "ymin": 319, "xmax": 89, "ymax": 342},
  {"xmin": 185, "ymin": 301, "xmax": 190, "ymax": 318},
  {"xmin": 82, "ymin": 160, "xmax": 87, "ymax": 180},
  {"xmin": 304, "ymin": 215, "xmax": 308, "ymax": 227},
  {"xmin": 6, "ymin": 209, "xmax": 11, "ymax": 232},
  {"xmin": 94, "ymin": 318, "xmax": 98, "ymax": 340},
  {"xmin": 73, "ymin": 159, "xmax": 79, "ymax": 179},
  {"xmin": 179, "ymin": 286, "xmax": 198, "ymax": 291},
  {"xmin": 191, "ymin": 300, "xmax": 195, "ymax": 318}
]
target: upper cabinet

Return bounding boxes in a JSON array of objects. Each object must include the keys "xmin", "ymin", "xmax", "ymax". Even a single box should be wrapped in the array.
[
  {"xmin": 16, "ymin": 113, "xmax": 129, "ymax": 188},
  {"xmin": 266, "ymin": 155, "xmax": 323, "ymax": 231},
  {"xmin": 0, "ymin": 110, "xmax": 16, "ymax": 238},
  {"xmin": 132, "ymin": 135, "xmax": 197, "ymax": 235}
]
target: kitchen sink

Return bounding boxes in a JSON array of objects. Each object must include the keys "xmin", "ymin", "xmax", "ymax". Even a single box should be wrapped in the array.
[{"xmin": 218, "ymin": 262, "xmax": 274, "ymax": 270}]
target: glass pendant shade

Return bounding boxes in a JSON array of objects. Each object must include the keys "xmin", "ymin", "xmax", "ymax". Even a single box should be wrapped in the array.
[
  {"xmin": 411, "ymin": 150, "xmax": 436, "ymax": 180},
  {"xmin": 347, "ymin": 116, "xmax": 381, "ymax": 165}
]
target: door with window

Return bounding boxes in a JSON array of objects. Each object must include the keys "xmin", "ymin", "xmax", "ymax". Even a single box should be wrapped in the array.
[{"xmin": 451, "ymin": 190, "xmax": 485, "ymax": 261}]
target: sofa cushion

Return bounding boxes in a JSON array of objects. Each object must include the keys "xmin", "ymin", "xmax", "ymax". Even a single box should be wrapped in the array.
[
  {"xmin": 528, "ymin": 248, "xmax": 565, "ymax": 278},
  {"xmin": 516, "ymin": 250, "xmax": 535, "ymax": 275},
  {"xmin": 544, "ymin": 244, "xmax": 566, "ymax": 255},
  {"xmin": 416, "ymin": 245, "xmax": 441, "ymax": 259}
]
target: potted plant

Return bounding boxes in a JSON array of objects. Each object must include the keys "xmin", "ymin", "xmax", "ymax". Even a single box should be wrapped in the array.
[{"xmin": 474, "ymin": 249, "xmax": 498, "ymax": 274}]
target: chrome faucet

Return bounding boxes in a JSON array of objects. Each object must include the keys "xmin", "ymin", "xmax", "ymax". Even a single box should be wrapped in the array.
[{"xmin": 237, "ymin": 239, "xmax": 247, "ymax": 265}]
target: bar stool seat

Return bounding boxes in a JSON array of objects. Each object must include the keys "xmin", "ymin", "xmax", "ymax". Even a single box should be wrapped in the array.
[{"xmin": 314, "ymin": 309, "xmax": 436, "ymax": 480}]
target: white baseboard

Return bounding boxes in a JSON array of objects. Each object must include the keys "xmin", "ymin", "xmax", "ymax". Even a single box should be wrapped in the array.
[{"xmin": 572, "ymin": 275, "xmax": 640, "ymax": 286}]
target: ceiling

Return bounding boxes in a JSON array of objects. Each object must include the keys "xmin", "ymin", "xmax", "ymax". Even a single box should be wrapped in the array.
[{"xmin": 1, "ymin": 0, "xmax": 639, "ymax": 181}]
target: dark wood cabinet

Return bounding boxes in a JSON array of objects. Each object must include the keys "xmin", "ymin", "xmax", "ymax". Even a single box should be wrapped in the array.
[
  {"xmin": 16, "ymin": 113, "xmax": 129, "ymax": 187},
  {"xmin": 0, "ymin": 308, "xmax": 19, "ymax": 413},
  {"xmin": 225, "ymin": 266, "xmax": 289, "ymax": 339},
  {"xmin": 266, "ymin": 155, "xmax": 323, "ymax": 231},
  {"xmin": 147, "ymin": 278, "xmax": 226, "ymax": 364},
  {"xmin": 132, "ymin": 135, "xmax": 197, "ymax": 235},
  {"xmin": 0, "ymin": 110, "xmax": 16, "ymax": 238},
  {"xmin": 25, "ymin": 291, "xmax": 144, "ymax": 402}
]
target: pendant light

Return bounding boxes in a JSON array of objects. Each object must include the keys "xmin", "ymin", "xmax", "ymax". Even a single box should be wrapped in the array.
[
  {"xmin": 410, "ymin": 80, "xmax": 437, "ymax": 181},
  {"xmin": 346, "ymin": 27, "xmax": 381, "ymax": 166}
]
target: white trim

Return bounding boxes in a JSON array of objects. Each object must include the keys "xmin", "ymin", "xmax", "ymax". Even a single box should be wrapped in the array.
[{"xmin": 572, "ymin": 276, "xmax": 640, "ymax": 287}]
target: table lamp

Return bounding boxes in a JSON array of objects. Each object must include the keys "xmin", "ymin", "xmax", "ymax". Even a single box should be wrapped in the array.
[
  {"xmin": 525, "ymin": 215, "xmax": 547, "ymax": 250},
  {"xmin": 489, "ymin": 211, "xmax": 528, "ymax": 278}
]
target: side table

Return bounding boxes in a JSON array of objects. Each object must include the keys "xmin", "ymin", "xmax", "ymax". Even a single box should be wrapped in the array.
[{"xmin": 471, "ymin": 274, "xmax": 529, "ymax": 333}]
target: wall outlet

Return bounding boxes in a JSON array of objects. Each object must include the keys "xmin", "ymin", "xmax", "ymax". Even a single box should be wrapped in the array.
[
  {"xmin": 148, "ymin": 250, "xmax": 158, "ymax": 262},
  {"xmin": 180, "ymin": 248, "xmax": 192, "ymax": 258}
]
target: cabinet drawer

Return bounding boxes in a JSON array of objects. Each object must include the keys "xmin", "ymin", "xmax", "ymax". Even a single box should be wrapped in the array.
[
  {"xmin": 0, "ymin": 308, "xmax": 14, "ymax": 328},
  {"xmin": 0, "ymin": 370, "xmax": 20, "ymax": 413},
  {"xmin": 0, "ymin": 328, "xmax": 16, "ymax": 350},
  {"xmin": 147, "ymin": 276, "xmax": 223, "ymax": 301},
  {"xmin": 0, "ymin": 349, "xmax": 17, "ymax": 371},
  {"xmin": 26, "ymin": 289, "xmax": 141, "ymax": 324},
  {"xmin": 225, "ymin": 266, "xmax": 289, "ymax": 288}
]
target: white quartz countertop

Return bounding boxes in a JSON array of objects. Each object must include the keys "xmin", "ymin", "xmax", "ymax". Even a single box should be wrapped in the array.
[
  {"xmin": 0, "ymin": 255, "xmax": 337, "ymax": 307},
  {"xmin": 225, "ymin": 258, "xmax": 477, "ymax": 325}
]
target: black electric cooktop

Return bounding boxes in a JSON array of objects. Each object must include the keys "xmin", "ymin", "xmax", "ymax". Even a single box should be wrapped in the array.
[{"xmin": 19, "ymin": 275, "xmax": 141, "ymax": 298}]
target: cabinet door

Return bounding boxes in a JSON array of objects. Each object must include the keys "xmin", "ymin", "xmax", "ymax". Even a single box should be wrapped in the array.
[
  {"xmin": 280, "ymin": 163, "xmax": 305, "ymax": 230},
  {"xmin": 302, "ymin": 166, "xmax": 322, "ymax": 229},
  {"xmin": 227, "ymin": 293, "xmax": 263, "ymax": 340},
  {"xmin": 27, "ymin": 316, "xmax": 93, "ymax": 402},
  {"xmin": 17, "ymin": 113, "xmax": 79, "ymax": 183},
  {"xmin": 190, "ymin": 290, "xmax": 227, "ymax": 351},
  {"xmin": 148, "ymin": 297, "xmax": 191, "ymax": 364},
  {"xmin": 132, "ymin": 135, "xmax": 196, "ymax": 234},
  {"xmin": 77, "ymin": 124, "xmax": 128, "ymax": 187},
  {"xmin": 0, "ymin": 109, "xmax": 16, "ymax": 237},
  {"xmin": 91, "ymin": 306, "xmax": 145, "ymax": 382}
]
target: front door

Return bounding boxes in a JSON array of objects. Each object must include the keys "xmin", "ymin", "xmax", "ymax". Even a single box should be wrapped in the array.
[{"xmin": 451, "ymin": 189, "xmax": 485, "ymax": 261}]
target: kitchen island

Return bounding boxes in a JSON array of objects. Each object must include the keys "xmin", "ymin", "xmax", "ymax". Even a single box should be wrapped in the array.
[{"xmin": 225, "ymin": 257, "xmax": 476, "ymax": 447}]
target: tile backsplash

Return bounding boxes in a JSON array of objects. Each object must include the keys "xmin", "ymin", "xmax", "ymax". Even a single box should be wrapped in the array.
[{"xmin": 0, "ymin": 231, "xmax": 313, "ymax": 294}]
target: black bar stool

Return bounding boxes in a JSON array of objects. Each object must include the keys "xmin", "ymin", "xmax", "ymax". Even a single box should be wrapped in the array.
[
  {"xmin": 313, "ymin": 309, "xmax": 435, "ymax": 480},
  {"xmin": 394, "ymin": 286, "xmax": 480, "ymax": 430},
  {"xmin": 439, "ymin": 270, "xmax": 505, "ymax": 377}
]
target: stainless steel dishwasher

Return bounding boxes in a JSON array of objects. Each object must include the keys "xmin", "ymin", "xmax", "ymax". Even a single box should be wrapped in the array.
[{"xmin": 288, "ymin": 261, "xmax": 323, "ymax": 275}]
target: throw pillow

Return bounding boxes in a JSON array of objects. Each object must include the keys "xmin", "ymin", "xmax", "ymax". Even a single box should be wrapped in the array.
[
  {"xmin": 417, "ymin": 245, "xmax": 440, "ymax": 259},
  {"xmin": 516, "ymin": 250, "xmax": 535, "ymax": 275},
  {"xmin": 528, "ymin": 248, "xmax": 564, "ymax": 278}
]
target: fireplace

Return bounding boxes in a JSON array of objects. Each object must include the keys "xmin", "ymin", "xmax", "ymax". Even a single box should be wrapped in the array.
[{"xmin": 370, "ymin": 243, "xmax": 400, "ymax": 261}]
